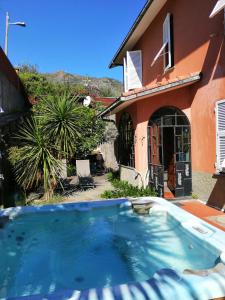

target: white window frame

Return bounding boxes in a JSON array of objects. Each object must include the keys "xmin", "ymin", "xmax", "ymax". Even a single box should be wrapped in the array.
[
  {"xmin": 123, "ymin": 57, "xmax": 128, "ymax": 92},
  {"xmin": 216, "ymin": 99, "xmax": 225, "ymax": 172},
  {"xmin": 123, "ymin": 50, "xmax": 142, "ymax": 92},
  {"xmin": 163, "ymin": 13, "xmax": 173, "ymax": 71},
  {"xmin": 210, "ymin": 0, "xmax": 225, "ymax": 18}
]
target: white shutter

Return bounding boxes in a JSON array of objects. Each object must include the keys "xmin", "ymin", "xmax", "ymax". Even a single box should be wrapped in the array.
[
  {"xmin": 123, "ymin": 57, "xmax": 128, "ymax": 92},
  {"xmin": 126, "ymin": 50, "xmax": 142, "ymax": 90},
  {"xmin": 151, "ymin": 42, "xmax": 167, "ymax": 67},
  {"xmin": 210, "ymin": 0, "xmax": 225, "ymax": 18},
  {"xmin": 216, "ymin": 100, "xmax": 225, "ymax": 171},
  {"xmin": 163, "ymin": 13, "xmax": 172, "ymax": 70}
]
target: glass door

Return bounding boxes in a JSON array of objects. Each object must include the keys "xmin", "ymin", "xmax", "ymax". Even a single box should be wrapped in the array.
[
  {"xmin": 148, "ymin": 123, "xmax": 164, "ymax": 197},
  {"xmin": 174, "ymin": 126, "xmax": 192, "ymax": 197}
]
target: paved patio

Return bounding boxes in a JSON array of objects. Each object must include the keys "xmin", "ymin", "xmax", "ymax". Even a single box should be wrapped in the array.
[
  {"xmin": 177, "ymin": 200, "xmax": 225, "ymax": 232},
  {"xmin": 63, "ymin": 175, "xmax": 113, "ymax": 203}
]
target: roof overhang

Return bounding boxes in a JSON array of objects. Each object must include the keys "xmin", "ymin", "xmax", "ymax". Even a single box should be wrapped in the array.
[
  {"xmin": 99, "ymin": 73, "xmax": 201, "ymax": 117},
  {"xmin": 109, "ymin": 0, "xmax": 168, "ymax": 68}
]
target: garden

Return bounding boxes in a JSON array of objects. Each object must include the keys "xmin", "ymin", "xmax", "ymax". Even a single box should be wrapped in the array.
[{"xmin": 1, "ymin": 65, "xmax": 156, "ymax": 208}]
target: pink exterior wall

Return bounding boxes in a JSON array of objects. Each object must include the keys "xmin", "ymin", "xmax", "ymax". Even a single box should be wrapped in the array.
[{"xmin": 117, "ymin": 0, "xmax": 225, "ymax": 179}]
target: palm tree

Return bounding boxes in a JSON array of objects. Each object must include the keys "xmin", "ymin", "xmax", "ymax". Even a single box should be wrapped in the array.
[
  {"xmin": 9, "ymin": 91, "xmax": 105, "ymax": 201},
  {"xmin": 9, "ymin": 117, "xmax": 61, "ymax": 200},
  {"xmin": 39, "ymin": 92, "xmax": 81, "ymax": 158}
]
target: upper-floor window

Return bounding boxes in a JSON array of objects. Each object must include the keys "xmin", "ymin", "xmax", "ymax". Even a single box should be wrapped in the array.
[
  {"xmin": 163, "ymin": 13, "xmax": 173, "ymax": 71},
  {"xmin": 216, "ymin": 100, "xmax": 225, "ymax": 172},
  {"xmin": 124, "ymin": 50, "xmax": 142, "ymax": 92},
  {"xmin": 151, "ymin": 13, "xmax": 174, "ymax": 71},
  {"xmin": 210, "ymin": 0, "xmax": 225, "ymax": 18}
]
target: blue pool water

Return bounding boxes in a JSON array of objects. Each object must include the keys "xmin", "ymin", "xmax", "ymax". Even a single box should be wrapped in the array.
[{"xmin": 0, "ymin": 202, "xmax": 220, "ymax": 299}]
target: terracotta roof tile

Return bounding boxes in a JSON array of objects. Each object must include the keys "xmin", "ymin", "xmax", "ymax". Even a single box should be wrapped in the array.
[{"xmin": 121, "ymin": 73, "xmax": 201, "ymax": 98}]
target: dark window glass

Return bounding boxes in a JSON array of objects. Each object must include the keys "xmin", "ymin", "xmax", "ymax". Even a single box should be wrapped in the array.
[{"xmin": 118, "ymin": 113, "xmax": 135, "ymax": 167}]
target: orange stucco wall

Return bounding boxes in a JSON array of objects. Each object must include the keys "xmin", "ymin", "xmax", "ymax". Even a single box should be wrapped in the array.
[
  {"xmin": 117, "ymin": 88, "xmax": 192, "ymax": 172},
  {"xmin": 135, "ymin": 0, "xmax": 224, "ymax": 88},
  {"xmin": 117, "ymin": 0, "xmax": 225, "ymax": 177}
]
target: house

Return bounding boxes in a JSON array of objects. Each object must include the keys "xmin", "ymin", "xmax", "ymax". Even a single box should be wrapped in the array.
[
  {"xmin": 0, "ymin": 48, "xmax": 29, "ymax": 206},
  {"xmin": 100, "ymin": 0, "xmax": 225, "ymax": 202}
]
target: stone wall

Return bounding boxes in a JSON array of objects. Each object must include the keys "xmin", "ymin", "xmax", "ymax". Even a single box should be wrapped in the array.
[
  {"xmin": 100, "ymin": 141, "xmax": 118, "ymax": 171},
  {"xmin": 120, "ymin": 165, "xmax": 140, "ymax": 186},
  {"xmin": 99, "ymin": 115, "xmax": 118, "ymax": 171}
]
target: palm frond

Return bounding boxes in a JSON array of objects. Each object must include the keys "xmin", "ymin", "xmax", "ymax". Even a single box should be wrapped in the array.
[
  {"xmin": 9, "ymin": 117, "xmax": 61, "ymax": 192},
  {"xmin": 39, "ymin": 92, "xmax": 81, "ymax": 158}
]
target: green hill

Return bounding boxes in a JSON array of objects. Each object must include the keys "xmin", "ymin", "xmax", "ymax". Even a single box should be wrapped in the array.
[{"xmin": 44, "ymin": 71, "xmax": 122, "ymax": 97}]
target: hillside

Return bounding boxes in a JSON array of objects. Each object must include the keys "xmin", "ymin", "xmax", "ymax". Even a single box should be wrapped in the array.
[{"xmin": 44, "ymin": 71, "xmax": 123, "ymax": 97}]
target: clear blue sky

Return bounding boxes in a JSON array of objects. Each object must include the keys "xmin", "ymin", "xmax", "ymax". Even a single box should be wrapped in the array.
[{"xmin": 0, "ymin": 0, "xmax": 146, "ymax": 81}]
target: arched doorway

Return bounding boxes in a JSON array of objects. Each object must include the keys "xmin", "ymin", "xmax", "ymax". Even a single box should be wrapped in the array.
[
  {"xmin": 148, "ymin": 107, "xmax": 191, "ymax": 197},
  {"xmin": 118, "ymin": 112, "xmax": 135, "ymax": 167}
]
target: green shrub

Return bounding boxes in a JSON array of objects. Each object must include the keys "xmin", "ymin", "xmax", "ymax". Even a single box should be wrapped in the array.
[
  {"xmin": 101, "ymin": 178, "xmax": 156, "ymax": 199},
  {"xmin": 67, "ymin": 164, "xmax": 76, "ymax": 177},
  {"xmin": 107, "ymin": 171, "xmax": 119, "ymax": 182}
]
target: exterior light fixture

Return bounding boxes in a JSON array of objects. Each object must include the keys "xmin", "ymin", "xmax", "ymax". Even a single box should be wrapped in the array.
[{"xmin": 5, "ymin": 12, "xmax": 26, "ymax": 56}]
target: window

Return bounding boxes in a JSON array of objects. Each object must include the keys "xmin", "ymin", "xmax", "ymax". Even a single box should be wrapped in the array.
[
  {"xmin": 123, "ymin": 57, "xmax": 128, "ymax": 92},
  {"xmin": 210, "ymin": 0, "xmax": 225, "ymax": 18},
  {"xmin": 151, "ymin": 13, "xmax": 174, "ymax": 70},
  {"xmin": 118, "ymin": 113, "xmax": 135, "ymax": 167},
  {"xmin": 216, "ymin": 100, "xmax": 225, "ymax": 172},
  {"xmin": 163, "ymin": 13, "xmax": 173, "ymax": 71},
  {"xmin": 123, "ymin": 50, "xmax": 142, "ymax": 92}
]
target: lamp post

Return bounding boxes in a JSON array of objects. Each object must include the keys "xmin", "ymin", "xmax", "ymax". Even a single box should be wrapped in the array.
[{"xmin": 5, "ymin": 12, "xmax": 26, "ymax": 56}]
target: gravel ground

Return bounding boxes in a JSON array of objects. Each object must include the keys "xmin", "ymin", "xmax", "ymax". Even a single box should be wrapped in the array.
[{"xmin": 63, "ymin": 175, "xmax": 114, "ymax": 203}]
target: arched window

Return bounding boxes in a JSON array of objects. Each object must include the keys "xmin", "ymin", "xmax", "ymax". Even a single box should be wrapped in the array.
[{"xmin": 118, "ymin": 112, "xmax": 135, "ymax": 167}]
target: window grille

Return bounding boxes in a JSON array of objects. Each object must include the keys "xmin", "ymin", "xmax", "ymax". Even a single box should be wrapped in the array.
[{"xmin": 118, "ymin": 112, "xmax": 135, "ymax": 167}]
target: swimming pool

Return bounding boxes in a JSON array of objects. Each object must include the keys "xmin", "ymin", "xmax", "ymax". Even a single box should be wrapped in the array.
[{"xmin": 0, "ymin": 198, "xmax": 225, "ymax": 300}]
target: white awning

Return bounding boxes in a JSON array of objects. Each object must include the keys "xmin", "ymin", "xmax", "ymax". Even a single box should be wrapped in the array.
[{"xmin": 210, "ymin": 0, "xmax": 225, "ymax": 18}]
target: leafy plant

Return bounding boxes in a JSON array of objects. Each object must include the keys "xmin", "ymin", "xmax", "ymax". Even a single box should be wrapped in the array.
[
  {"xmin": 67, "ymin": 164, "xmax": 76, "ymax": 177},
  {"xmin": 9, "ymin": 117, "xmax": 62, "ymax": 200},
  {"xmin": 19, "ymin": 63, "xmax": 39, "ymax": 74},
  {"xmin": 74, "ymin": 107, "xmax": 106, "ymax": 158},
  {"xmin": 101, "ymin": 176, "xmax": 156, "ymax": 199},
  {"xmin": 9, "ymin": 91, "xmax": 106, "ymax": 201},
  {"xmin": 8, "ymin": 68, "xmax": 107, "ymax": 203},
  {"xmin": 107, "ymin": 171, "xmax": 120, "ymax": 182},
  {"xmin": 19, "ymin": 72, "xmax": 53, "ymax": 101},
  {"xmin": 39, "ymin": 92, "xmax": 82, "ymax": 158}
]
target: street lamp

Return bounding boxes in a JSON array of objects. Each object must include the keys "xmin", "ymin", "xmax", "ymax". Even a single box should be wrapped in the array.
[{"xmin": 5, "ymin": 12, "xmax": 26, "ymax": 56}]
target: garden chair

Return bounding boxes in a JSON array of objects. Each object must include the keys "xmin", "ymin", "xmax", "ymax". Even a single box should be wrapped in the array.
[{"xmin": 76, "ymin": 160, "xmax": 95, "ymax": 190}]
